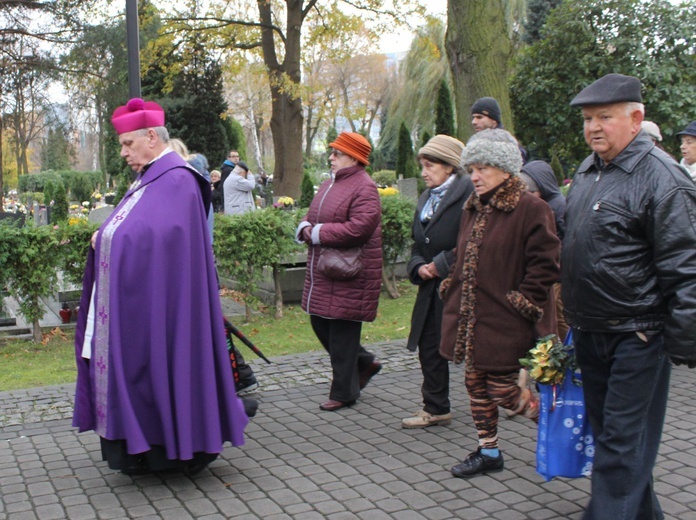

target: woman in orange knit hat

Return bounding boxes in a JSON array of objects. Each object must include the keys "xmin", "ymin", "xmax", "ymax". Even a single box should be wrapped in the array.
[{"xmin": 296, "ymin": 132, "xmax": 383, "ymax": 411}]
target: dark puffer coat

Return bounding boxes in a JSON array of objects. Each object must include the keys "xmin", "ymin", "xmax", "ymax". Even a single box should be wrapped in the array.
[
  {"xmin": 439, "ymin": 176, "xmax": 560, "ymax": 372},
  {"xmin": 301, "ymin": 165, "xmax": 382, "ymax": 322}
]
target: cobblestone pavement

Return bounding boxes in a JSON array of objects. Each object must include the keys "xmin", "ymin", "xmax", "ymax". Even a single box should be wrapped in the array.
[{"xmin": 2, "ymin": 340, "xmax": 696, "ymax": 519}]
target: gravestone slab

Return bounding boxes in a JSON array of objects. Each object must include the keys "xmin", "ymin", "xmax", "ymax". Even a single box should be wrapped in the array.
[
  {"xmin": 0, "ymin": 212, "xmax": 25, "ymax": 227},
  {"xmin": 88, "ymin": 205, "xmax": 114, "ymax": 225},
  {"xmin": 396, "ymin": 177, "xmax": 419, "ymax": 203}
]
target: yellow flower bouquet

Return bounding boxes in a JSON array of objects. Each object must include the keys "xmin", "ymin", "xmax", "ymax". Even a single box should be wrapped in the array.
[{"xmin": 519, "ymin": 334, "xmax": 577, "ymax": 385}]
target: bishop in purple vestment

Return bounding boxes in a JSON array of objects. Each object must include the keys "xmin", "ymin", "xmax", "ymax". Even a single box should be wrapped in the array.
[{"xmin": 72, "ymin": 98, "xmax": 248, "ymax": 475}]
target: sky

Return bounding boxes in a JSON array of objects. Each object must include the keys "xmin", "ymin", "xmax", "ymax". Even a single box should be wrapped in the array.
[{"xmin": 378, "ymin": 0, "xmax": 447, "ymax": 54}]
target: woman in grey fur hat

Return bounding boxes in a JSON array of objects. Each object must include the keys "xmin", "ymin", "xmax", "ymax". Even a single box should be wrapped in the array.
[{"xmin": 438, "ymin": 129, "xmax": 560, "ymax": 478}]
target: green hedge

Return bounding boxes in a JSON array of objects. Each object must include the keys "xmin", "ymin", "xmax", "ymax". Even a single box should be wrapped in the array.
[
  {"xmin": 1, "ymin": 197, "xmax": 416, "ymax": 338},
  {"xmin": 18, "ymin": 171, "xmax": 103, "ymax": 200},
  {"xmin": 0, "ymin": 219, "xmax": 98, "ymax": 341}
]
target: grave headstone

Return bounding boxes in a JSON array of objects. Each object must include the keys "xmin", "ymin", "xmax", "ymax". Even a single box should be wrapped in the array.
[
  {"xmin": 88, "ymin": 205, "xmax": 114, "ymax": 225},
  {"xmin": 32, "ymin": 203, "xmax": 49, "ymax": 225},
  {"xmin": 0, "ymin": 290, "xmax": 16, "ymax": 327},
  {"xmin": 0, "ymin": 212, "xmax": 25, "ymax": 227},
  {"xmin": 396, "ymin": 177, "xmax": 419, "ymax": 203}
]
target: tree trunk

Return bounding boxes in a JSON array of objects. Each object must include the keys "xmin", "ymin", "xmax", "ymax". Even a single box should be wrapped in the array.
[
  {"xmin": 304, "ymin": 104, "xmax": 315, "ymax": 157},
  {"xmin": 0, "ymin": 111, "xmax": 4, "ymax": 212},
  {"xmin": 247, "ymin": 102, "xmax": 264, "ymax": 172},
  {"xmin": 244, "ymin": 301, "xmax": 252, "ymax": 323},
  {"xmin": 267, "ymin": 82, "xmax": 304, "ymax": 200},
  {"xmin": 446, "ymin": 0, "xmax": 514, "ymax": 142},
  {"xmin": 381, "ymin": 268, "xmax": 400, "ymax": 299},
  {"xmin": 258, "ymin": 0, "xmax": 306, "ymax": 200},
  {"xmin": 32, "ymin": 317, "xmax": 42, "ymax": 343},
  {"xmin": 272, "ymin": 265, "xmax": 283, "ymax": 319}
]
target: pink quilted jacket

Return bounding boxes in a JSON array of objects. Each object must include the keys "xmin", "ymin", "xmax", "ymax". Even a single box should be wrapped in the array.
[{"xmin": 301, "ymin": 165, "xmax": 383, "ymax": 322}]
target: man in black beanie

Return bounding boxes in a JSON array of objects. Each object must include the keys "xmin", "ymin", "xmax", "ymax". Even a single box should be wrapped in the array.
[
  {"xmin": 563, "ymin": 72, "xmax": 696, "ymax": 520},
  {"xmin": 471, "ymin": 97, "xmax": 527, "ymax": 163},
  {"xmin": 470, "ymin": 97, "xmax": 502, "ymax": 132}
]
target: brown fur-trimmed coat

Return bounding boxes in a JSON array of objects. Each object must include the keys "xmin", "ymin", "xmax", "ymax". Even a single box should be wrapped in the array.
[{"xmin": 439, "ymin": 176, "xmax": 560, "ymax": 372}]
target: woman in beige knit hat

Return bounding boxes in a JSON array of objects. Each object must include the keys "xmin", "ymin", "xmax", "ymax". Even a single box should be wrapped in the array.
[{"xmin": 402, "ymin": 135, "xmax": 474, "ymax": 428}]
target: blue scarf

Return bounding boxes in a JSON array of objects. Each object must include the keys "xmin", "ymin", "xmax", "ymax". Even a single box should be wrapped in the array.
[{"xmin": 420, "ymin": 175, "xmax": 455, "ymax": 222}]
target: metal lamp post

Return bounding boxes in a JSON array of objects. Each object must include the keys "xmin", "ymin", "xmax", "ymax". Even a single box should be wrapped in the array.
[{"xmin": 125, "ymin": 0, "xmax": 141, "ymax": 98}]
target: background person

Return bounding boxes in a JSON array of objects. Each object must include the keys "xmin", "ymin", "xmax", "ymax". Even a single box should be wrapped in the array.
[
  {"xmin": 210, "ymin": 169, "xmax": 224, "ymax": 213},
  {"xmin": 641, "ymin": 120, "xmax": 663, "ymax": 146},
  {"xmin": 72, "ymin": 98, "xmax": 248, "ymax": 476},
  {"xmin": 220, "ymin": 150, "xmax": 239, "ymax": 181},
  {"xmin": 564, "ymin": 74, "xmax": 696, "ymax": 519},
  {"xmin": 677, "ymin": 121, "xmax": 696, "ymax": 180},
  {"xmin": 218, "ymin": 150, "xmax": 240, "ymax": 203},
  {"xmin": 223, "ymin": 161, "xmax": 256, "ymax": 215},
  {"xmin": 520, "ymin": 160, "xmax": 568, "ymax": 341},
  {"xmin": 470, "ymin": 97, "xmax": 502, "ymax": 132},
  {"xmin": 402, "ymin": 135, "xmax": 473, "ymax": 429},
  {"xmin": 296, "ymin": 132, "xmax": 383, "ymax": 412},
  {"xmin": 439, "ymin": 129, "xmax": 560, "ymax": 478}
]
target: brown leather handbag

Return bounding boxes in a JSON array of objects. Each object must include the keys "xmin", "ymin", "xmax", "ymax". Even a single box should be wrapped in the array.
[{"xmin": 316, "ymin": 246, "xmax": 363, "ymax": 280}]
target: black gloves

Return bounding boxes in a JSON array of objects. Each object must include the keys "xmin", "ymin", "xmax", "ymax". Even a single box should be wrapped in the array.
[{"xmin": 670, "ymin": 357, "xmax": 696, "ymax": 369}]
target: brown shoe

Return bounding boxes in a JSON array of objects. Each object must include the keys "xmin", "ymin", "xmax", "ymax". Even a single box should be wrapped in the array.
[
  {"xmin": 359, "ymin": 361, "xmax": 382, "ymax": 389},
  {"xmin": 402, "ymin": 410, "xmax": 452, "ymax": 429},
  {"xmin": 510, "ymin": 387, "xmax": 539, "ymax": 423},
  {"xmin": 505, "ymin": 368, "xmax": 531, "ymax": 418},
  {"xmin": 319, "ymin": 399, "xmax": 356, "ymax": 411}
]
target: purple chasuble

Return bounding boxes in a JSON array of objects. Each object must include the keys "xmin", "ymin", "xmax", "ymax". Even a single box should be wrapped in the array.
[{"xmin": 73, "ymin": 151, "xmax": 247, "ymax": 460}]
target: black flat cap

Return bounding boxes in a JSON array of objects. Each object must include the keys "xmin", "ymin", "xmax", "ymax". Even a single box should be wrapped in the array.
[
  {"xmin": 676, "ymin": 122, "xmax": 696, "ymax": 139},
  {"xmin": 570, "ymin": 73, "xmax": 642, "ymax": 107}
]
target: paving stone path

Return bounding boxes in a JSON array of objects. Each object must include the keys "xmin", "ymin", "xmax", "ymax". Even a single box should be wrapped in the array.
[{"xmin": 2, "ymin": 340, "xmax": 696, "ymax": 519}]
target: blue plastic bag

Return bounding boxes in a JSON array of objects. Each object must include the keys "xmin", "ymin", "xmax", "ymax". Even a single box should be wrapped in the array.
[{"xmin": 536, "ymin": 369, "xmax": 594, "ymax": 481}]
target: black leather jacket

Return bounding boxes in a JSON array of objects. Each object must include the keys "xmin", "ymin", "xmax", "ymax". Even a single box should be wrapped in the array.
[{"xmin": 562, "ymin": 131, "xmax": 696, "ymax": 362}]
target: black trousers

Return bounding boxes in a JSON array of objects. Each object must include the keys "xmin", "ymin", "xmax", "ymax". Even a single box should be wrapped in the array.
[
  {"xmin": 310, "ymin": 315, "xmax": 375, "ymax": 402},
  {"xmin": 417, "ymin": 309, "xmax": 450, "ymax": 415},
  {"xmin": 575, "ymin": 330, "xmax": 670, "ymax": 520}
]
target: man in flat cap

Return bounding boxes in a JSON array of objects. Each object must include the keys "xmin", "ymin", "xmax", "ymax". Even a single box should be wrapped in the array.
[
  {"xmin": 562, "ymin": 73, "xmax": 696, "ymax": 519},
  {"xmin": 73, "ymin": 98, "xmax": 248, "ymax": 476}
]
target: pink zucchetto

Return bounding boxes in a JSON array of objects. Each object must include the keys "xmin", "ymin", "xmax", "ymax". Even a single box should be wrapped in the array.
[{"xmin": 111, "ymin": 98, "xmax": 165, "ymax": 135}]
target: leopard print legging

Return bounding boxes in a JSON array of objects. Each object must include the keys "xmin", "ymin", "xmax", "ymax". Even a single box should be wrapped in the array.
[{"xmin": 465, "ymin": 368, "xmax": 538, "ymax": 449}]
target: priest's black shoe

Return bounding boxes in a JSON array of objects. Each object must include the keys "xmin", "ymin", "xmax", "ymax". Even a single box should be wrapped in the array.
[
  {"xmin": 451, "ymin": 448, "xmax": 504, "ymax": 478},
  {"xmin": 319, "ymin": 399, "xmax": 356, "ymax": 411}
]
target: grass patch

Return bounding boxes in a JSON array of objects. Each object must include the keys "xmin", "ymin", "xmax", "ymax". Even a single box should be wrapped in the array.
[
  {"xmin": 0, "ymin": 329, "xmax": 77, "ymax": 391},
  {"xmin": 0, "ymin": 281, "xmax": 417, "ymax": 391}
]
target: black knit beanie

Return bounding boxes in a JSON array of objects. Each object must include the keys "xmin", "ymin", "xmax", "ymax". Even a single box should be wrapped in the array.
[{"xmin": 470, "ymin": 97, "xmax": 502, "ymax": 126}]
